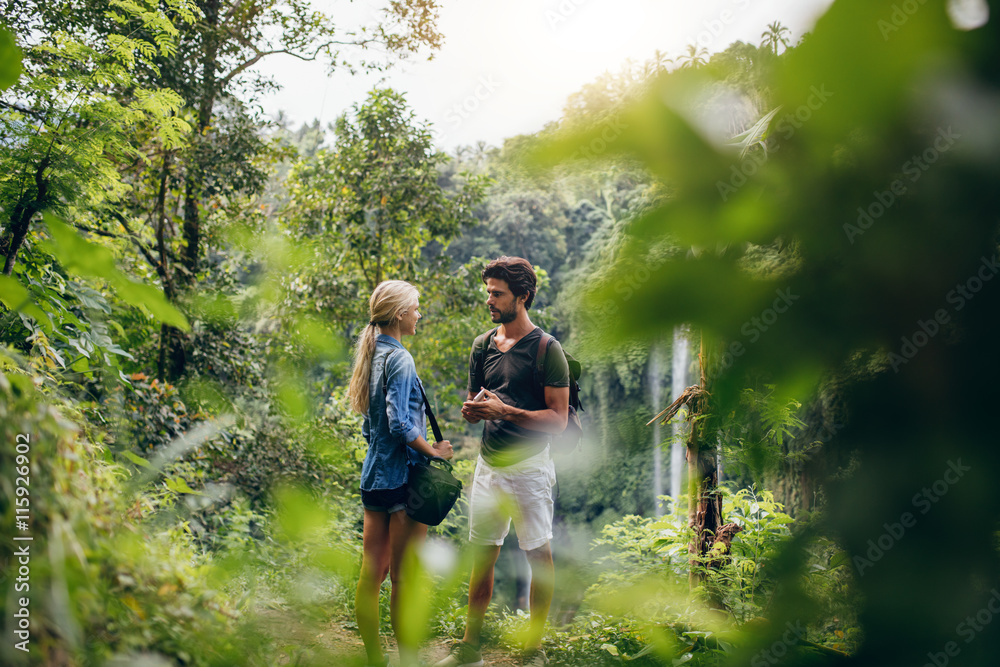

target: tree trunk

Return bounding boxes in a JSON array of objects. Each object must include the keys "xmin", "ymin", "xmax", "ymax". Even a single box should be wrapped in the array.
[
  {"xmin": 3, "ymin": 204, "xmax": 38, "ymax": 276},
  {"xmin": 181, "ymin": 176, "xmax": 201, "ymax": 281},
  {"xmin": 2, "ymin": 159, "xmax": 50, "ymax": 276},
  {"xmin": 152, "ymin": 154, "xmax": 186, "ymax": 382},
  {"xmin": 687, "ymin": 335, "xmax": 723, "ymax": 592},
  {"xmin": 166, "ymin": 0, "xmax": 221, "ymax": 379},
  {"xmin": 180, "ymin": 0, "xmax": 221, "ymax": 283}
]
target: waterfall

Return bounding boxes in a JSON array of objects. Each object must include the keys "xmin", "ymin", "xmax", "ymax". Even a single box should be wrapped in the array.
[
  {"xmin": 670, "ymin": 325, "xmax": 689, "ymax": 508},
  {"xmin": 651, "ymin": 344, "xmax": 664, "ymax": 516}
]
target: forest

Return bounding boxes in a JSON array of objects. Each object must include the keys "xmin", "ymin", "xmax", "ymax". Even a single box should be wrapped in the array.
[{"xmin": 2, "ymin": 0, "xmax": 1000, "ymax": 665}]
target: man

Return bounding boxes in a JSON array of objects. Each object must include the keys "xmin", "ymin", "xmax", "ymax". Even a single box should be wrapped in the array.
[{"xmin": 435, "ymin": 256, "xmax": 569, "ymax": 667}]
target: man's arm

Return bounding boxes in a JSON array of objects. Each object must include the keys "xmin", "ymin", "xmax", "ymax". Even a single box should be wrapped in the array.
[{"xmin": 463, "ymin": 386, "xmax": 569, "ymax": 433}]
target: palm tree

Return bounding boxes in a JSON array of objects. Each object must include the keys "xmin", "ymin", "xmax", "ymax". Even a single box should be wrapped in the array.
[
  {"xmin": 678, "ymin": 44, "xmax": 708, "ymax": 69},
  {"xmin": 649, "ymin": 48, "xmax": 673, "ymax": 75},
  {"xmin": 760, "ymin": 21, "xmax": 791, "ymax": 54}
]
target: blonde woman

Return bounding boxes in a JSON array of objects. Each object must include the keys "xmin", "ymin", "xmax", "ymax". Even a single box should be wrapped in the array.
[{"xmin": 348, "ymin": 280, "xmax": 454, "ymax": 667}]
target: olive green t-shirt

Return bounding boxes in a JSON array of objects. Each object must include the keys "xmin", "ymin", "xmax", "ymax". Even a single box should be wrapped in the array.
[{"xmin": 468, "ymin": 327, "xmax": 570, "ymax": 467}]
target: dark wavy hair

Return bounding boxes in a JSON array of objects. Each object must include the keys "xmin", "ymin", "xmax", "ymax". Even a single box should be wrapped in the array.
[{"xmin": 482, "ymin": 256, "xmax": 537, "ymax": 309}]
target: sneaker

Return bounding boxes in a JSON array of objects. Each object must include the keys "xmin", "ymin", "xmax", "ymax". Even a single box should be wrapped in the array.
[
  {"xmin": 520, "ymin": 647, "xmax": 549, "ymax": 666},
  {"xmin": 432, "ymin": 641, "xmax": 484, "ymax": 667}
]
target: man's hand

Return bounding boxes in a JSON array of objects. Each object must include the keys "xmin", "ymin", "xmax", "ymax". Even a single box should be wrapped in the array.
[
  {"xmin": 462, "ymin": 388, "xmax": 484, "ymax": 423},
  {"xmin": 462, "ymin": 389, "xmax": 509, "ymax": 422},
  {"xmin": 432, "ymin": 439, "xmax": 454, "ymax": 460}
]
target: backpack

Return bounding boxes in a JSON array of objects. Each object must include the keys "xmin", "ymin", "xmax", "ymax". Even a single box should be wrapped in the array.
[{"xmin": 471, "ymin": 327, "xmax": 584, "ymax": 453}]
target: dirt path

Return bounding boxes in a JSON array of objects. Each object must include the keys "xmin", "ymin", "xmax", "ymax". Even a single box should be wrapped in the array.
[
  {"xmin": 318, "ymin": 618, "xmax": 520, "ymax": 666},
  {"xmin": 256, "ymin": 608, "xmax": 521, "ymax": 665}
]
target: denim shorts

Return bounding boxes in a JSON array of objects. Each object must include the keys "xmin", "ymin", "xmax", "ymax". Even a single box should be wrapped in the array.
[{"xmin": 361, "ymin": 485, "xmax": 408, "ymax": 513}]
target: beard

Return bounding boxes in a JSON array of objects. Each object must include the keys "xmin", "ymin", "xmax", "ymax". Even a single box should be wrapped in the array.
[{"xmin": 490, "ymin": 304, "xmax": 517, "ymax": 324}]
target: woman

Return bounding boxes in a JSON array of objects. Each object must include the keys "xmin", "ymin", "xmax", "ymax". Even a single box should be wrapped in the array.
[{"xmin": 348, "ymin": 280, "xmax": 453, "ymax": 667}]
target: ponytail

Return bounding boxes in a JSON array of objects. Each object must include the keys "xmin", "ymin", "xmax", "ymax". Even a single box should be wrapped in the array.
[
  {"xmin": 348, "ymin": 323, "xmax": 379, "ymax": 415},
  {"xmin": 346, "ymin": 280, "xmax": 419, "ymax": 415}
]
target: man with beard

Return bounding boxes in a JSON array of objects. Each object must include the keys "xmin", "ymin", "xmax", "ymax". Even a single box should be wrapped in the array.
[{"xmin": 435, "ymin": 256, "xmax": 570, "ymax": 667}]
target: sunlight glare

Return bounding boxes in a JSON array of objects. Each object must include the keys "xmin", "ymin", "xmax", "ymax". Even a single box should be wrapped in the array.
[
  {"xmin": 549, "ymin": 0, "xmax": 647, "ymax": 56},
  {"xmin": 948, "ymin": 0, "xmax": 990, "ymax": 30}
]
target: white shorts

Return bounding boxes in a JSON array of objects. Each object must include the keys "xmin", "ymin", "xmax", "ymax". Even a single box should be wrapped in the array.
[{"xmin": 468, "ymin": 446, "xmax": 556, "ymax": 551}]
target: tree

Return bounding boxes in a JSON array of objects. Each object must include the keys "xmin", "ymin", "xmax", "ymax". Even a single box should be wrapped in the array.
[
  {"xmin": 0, "ymin": 0, "xmax": 193, "ymax": 277},
  {"xmin": 649, "ymin": 48, "xmax": 673, "ymax": 75},
  {"xmin": 109, "ymin": 0, "xmax": 447, "ymax": 378},
  {"xmin": 760, "ymin": 20, "xmax": 791, "ymax": 55},
  {"xmin": 97, "ymin": 0, "xmax": 443, "ymax": 281},
  {"xmin": 678, "ymin": 44, "xmax": 709, "ymax": 69},
  {"xmin": 0, "ymin": 2, "xmax": 195, "ymax": 387},
  {"xmin": 282, "ymin": 88, "xmax": 486, "ymax": 323}
]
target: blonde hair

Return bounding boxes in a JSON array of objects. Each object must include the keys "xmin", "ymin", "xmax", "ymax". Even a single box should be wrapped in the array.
[{"xmin": 347, "ymin": 280, "xmax": 420, "ymax": 415}]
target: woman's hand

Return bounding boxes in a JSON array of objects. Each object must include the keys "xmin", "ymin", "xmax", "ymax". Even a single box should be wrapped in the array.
[
  {"xmin": 432, "ymin": 439, "xmax": 454, "ymax": 460},
  {"xmin": 461, "ymin": 405, "xmax": 482, "ymax": 424}
]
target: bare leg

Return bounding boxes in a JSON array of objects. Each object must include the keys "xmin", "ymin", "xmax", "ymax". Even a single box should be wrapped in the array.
[
  {"xmin": 357, "ymin": 509, "xmax": 391, "ymax": 665},
  {"xmin": 389, "ymin": 511, "xmax": 428, "ymax": 665},
  {"xmin": 524, "ymin": 542, "xmax": 554, "ymax": 651},
  {"xmin": 462, "ymin": 544, "xmax": 502, "ymax": 647}
]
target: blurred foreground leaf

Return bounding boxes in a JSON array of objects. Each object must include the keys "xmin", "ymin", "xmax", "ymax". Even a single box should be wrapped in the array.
[{"xmin": 43, "ymin": 214, "xmax": 190, "ymax": 331}]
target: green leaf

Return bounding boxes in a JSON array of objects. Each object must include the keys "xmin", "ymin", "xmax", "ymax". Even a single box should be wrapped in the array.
[
  {"xmin": 44, "ymin": 214, "xmax": 121, "ymax": 278},
  {"xmin": 121, "ymin": 450, "xmax": 151, "ymax": 468},
  {"xmin": 113, "ymin": 279, "xmax": 189, "ymax": 331},
  {"xmin": 43, "ymin": 214, "xmax": 190, "ymax": 331},
  {"xmin": 600, "ymin": 643, "xmax": 620, "ymax": 656},
  {"xmin": 165, "ymin": 476, "xmax": 203, "ymax": 495},
  {"xmin": 829, "ymin": 551, "xmax": 851, "ymax": 569},
  {"xmin": 0, "ymin": 276, "xmax": 52, "ymax": 330},
  {"xmin": 0, "ymin": 24, "xmax": 23, "ymax": 90},
  {"xmin": 730, "ymin": 106, "xmax": 782, "ymax": 158}
]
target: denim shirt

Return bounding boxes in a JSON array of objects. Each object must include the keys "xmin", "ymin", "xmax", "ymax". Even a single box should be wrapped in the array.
[{"xmin": 360, "ymin": 335, "xmax": 429, "ymax": 491}]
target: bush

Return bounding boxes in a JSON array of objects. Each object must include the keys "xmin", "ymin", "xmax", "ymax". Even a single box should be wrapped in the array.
[{"xmin": 0, "ymin": 355, "xmax": 243, "ymax": 665}]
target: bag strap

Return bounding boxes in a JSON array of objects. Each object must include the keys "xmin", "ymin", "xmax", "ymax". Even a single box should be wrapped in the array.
[
  {"xmin": 382, "ymin": 348, "xmax": 443, "ymax": 443},
  {"xmin": 472, "ymin": 326, "xmax": 499, "ymax": 391},
  {"xmin": 418, "ymin": 381, "xmax": 444, "ymax": 443},
  {"xmin": 535, "ymin": 331, "xmax": 553, "ymax": 393}
]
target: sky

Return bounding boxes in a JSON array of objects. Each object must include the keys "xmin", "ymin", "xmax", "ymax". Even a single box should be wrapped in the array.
[{"xmin": 253, "ymin": 0, "xmax": 837, "ymax": 151}]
